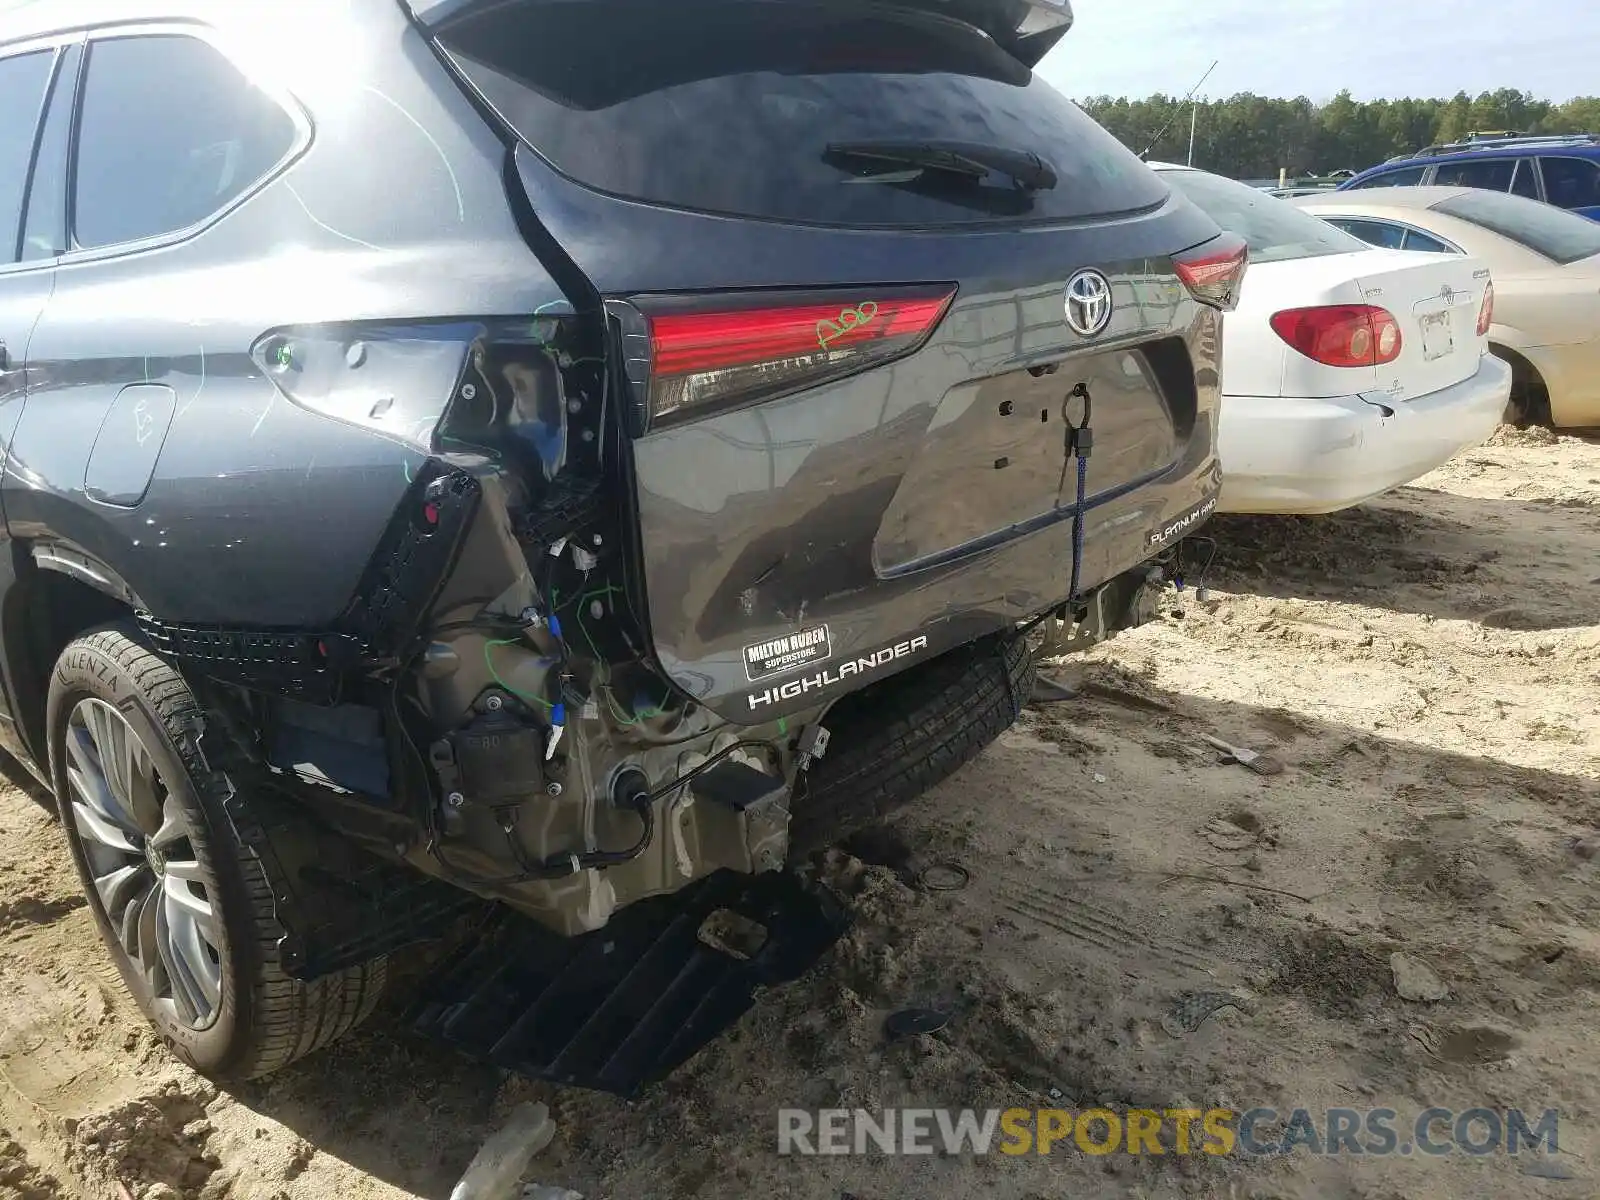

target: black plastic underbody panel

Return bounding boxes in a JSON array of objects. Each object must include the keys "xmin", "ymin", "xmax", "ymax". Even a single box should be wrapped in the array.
[
  {"xmin": 411, "ymin": 870, "xmax": 848, "ymax": 1096},
  {"xmin": 228, "ymin": 777, "xmax": 489, "ymax": 979}
]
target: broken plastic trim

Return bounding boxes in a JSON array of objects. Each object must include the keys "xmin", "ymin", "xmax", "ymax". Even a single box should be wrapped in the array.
[
  {"xmin": 412, "ymin": 869, "xmax": 848, "ymax": 1095},
  {"xmin": 248, "ymin": 316, "xmax": 585, "ymax": 456},
  {"xmin": 250, "ymin": 322, "xmax": 477, "ymax": 452}
]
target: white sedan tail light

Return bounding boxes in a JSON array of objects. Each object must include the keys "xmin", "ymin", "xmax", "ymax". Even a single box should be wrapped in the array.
[{"xmin": 1270, "ymin": 304, "xmax": 1403, "ymax": 368}]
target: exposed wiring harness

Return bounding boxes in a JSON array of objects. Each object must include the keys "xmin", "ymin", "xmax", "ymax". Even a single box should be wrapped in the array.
[
  {"xmin": 444, "ymin": 739, "xmax": 776, "ymax": 885},
  {"xmin": 645, "ymin": 739, "xmax": 777, "ymax": 804},
  {"xmin": 480, "ymin": 737, "xmax": 777, "ymax": 882},
  {"xmin": 497, "ymin": 785, "xmax": 654, "ymax": 879},
  {"xmin": 483, "ymin": 637, "xmax": 556, "ymax": 710}
]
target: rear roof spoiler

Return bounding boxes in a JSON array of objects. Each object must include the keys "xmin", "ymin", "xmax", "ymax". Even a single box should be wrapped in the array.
[{"xmin": 403, "ymin": 0, "xmax": 1073, "ymax": 69}]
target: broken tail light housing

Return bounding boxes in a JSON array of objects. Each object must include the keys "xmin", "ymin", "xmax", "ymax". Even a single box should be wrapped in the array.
[
  {"xmin": 251, "ymin": 322, "xmax": 479, "ymax": 451},
  {"xmin": 1270, "ymin": 305, "xmax": 1403, "ymax": 368},
  {"xmin": 1476, "ymin": 281, "xmax": 1495, "ymax": 337},
  {"xmin": 609, "ymin": 286, "xmax": 956, "ymax": 433},
  {"xmin": 1174, "ymin": 233, "xmax": 1249, "ymax": 311},
  {"xmin": 250, "ymin": 318, "xmax": 589, "ymax": 472}
]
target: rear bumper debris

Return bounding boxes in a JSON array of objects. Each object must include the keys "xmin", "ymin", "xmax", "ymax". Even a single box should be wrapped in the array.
[{"xmin": 412, "ymin": 870, "xmax": 848, "ymax": 1096}]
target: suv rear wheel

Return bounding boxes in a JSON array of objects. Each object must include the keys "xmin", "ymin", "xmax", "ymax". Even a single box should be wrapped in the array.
[
  {"xmin": 789, "ymin": 634, "xmax": 1033, "ymax": 857},
  {"xmin": 48, "ymin": 624, "xmax": 386, "ymax": 1080}
]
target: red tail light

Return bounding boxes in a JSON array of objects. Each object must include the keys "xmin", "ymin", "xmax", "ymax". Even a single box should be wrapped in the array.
[
  {"xmin": 1174, "ymin": 233, "xmax": 1249, "ymax": 311},
  {"xmin": 1476, "ymin": 281, "xmax": 1495, "ymax": 337},
  {"xmin": 1270, "ymin": 305, "xmax": 1403, "ymax": 368},
  {"xmin": 617, "ymin": 287, "xmax": 955, "ymax": 431}
]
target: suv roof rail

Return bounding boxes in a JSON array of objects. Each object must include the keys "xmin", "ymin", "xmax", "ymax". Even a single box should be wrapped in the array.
[{"xmin": 1409, "ymin": 132, "xmax": 1600, "ymax": 158}]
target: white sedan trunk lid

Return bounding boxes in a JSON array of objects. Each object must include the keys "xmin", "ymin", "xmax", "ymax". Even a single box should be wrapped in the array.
[{"xmin": 1224, "ymin": 248, "xmax": 1491, "ymax": 400}]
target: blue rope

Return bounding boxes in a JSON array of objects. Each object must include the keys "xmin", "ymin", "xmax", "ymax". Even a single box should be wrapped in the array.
[
  {"xmin": 1063, "ymin": 382, "xmax": 1093, "ymax": 604},
  {"xmin": 1069, "ymin": 450, "xmax": 1088, "ymax": 603}
]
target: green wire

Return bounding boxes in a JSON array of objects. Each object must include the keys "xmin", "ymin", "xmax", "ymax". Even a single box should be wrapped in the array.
[
  {"xmin": 573, "ymin": 584, "xmax": 627, "ymax": 661},
  {"xmin": 602, "ymin": 685, "xmax": 670, "ymax": 727},
  {"xmin": 546, "ymin": 581, "xmax": 670, "ymax": 724},
  {"xmin": 483, "ymin": 638, "xmax": 553, "ymax": 709}
]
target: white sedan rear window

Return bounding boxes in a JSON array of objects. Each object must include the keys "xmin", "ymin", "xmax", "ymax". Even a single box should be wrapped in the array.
[{"xmin": 1163, "ymin": 170, "xmax": 1367, "ymax": 265}]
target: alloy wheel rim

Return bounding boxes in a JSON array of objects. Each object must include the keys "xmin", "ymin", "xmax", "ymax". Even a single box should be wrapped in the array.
[{"xmin": 65, "ymin": 697, "xmax": 223, "ymax": 1029}]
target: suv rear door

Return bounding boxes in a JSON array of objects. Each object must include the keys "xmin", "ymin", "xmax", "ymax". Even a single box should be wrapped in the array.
[{"xmin": 413, "ymin": 0, "xmax": 1232, "ymax": 720}]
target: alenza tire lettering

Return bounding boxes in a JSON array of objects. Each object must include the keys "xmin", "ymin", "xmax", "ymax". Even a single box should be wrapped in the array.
[
  {"xmin": 748, "ymin": 636, "xmax": 929, "ymax": 712},
  {"xmin": 62, "ymin": 648, "xmax": 110, "ymax": 680}
]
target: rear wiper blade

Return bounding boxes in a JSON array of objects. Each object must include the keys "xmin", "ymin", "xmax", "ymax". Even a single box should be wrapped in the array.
[{"xmin": 823, "ymin": 140, "xmax": 1058, "ymax": 192}]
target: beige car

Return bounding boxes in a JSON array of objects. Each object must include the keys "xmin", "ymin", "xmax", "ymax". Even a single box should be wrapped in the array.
[{"xmin": 1292, "ymin": 187, "xmax": 1600, "ymax": 427}]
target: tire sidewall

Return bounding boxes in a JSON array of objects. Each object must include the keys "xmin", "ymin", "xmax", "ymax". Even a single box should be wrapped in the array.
[{"xmin": 48, "ymin": 627, "xmax": 258, "ymax": 1077}]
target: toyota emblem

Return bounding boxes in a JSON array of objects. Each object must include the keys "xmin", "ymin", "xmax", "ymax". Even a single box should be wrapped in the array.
[{"xmin": 1064, "ymin": 269, "xmax": 1113, "ymax": 337}]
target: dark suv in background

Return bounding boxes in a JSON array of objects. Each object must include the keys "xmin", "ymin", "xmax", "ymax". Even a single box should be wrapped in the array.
[
  {"xmin": 1340, "ymin": 133, "xmax": 1600, "ymax": 221},
  {"xmin": 0, "ymin": 0, "xmax": 1238, "ymax": 1091}
]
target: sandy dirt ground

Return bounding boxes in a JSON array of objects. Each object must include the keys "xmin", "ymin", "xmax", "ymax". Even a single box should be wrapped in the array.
[{"xmin": 1, "ymin": 427, "xmax": 1597, "ymax": 1200}]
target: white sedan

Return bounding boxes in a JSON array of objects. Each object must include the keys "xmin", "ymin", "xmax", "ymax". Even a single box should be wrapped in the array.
[
  {"xmin": 1292, "ymin": 187, "xmax": 1600, "ymax": 428},
  {"xmin": 1154, "ymin": 164, "xmax": 1512, "ymax": 515}
]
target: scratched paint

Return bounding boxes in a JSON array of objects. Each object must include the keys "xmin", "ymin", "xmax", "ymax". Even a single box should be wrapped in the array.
[
  {"xmin": 175, "ymin": 346, "xmax": 207, "ymax": 420},
  {"xmin": 284, "ymin": 182, "xmax": 391, "ymax": 252},
  {"xmin": 362, "ymin": 86, "xmax": 466, "ymax": 223}
]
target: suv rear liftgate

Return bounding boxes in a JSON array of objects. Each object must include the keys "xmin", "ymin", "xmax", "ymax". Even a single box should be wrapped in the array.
[
  {"xmin": 380, "ymin": 0, "xmax": 1234, "ymax": 1092},
  {"xmin": 139, "ymin": 0, "xmax": 1235, "ymax": 1093}
]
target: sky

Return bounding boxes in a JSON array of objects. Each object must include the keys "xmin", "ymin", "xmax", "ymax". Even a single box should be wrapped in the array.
[{"xmin": 1036, "ymin": 0, "xmax": 1600, "ymax": 104}]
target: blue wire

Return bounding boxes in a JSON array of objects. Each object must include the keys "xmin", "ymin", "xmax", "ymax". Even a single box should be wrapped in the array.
[{"xmin": 1069, "ymin": 452, "xmax": 1088, "ymax": 602}]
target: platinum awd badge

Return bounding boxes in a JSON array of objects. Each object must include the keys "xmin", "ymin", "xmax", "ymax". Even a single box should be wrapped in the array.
[
  {"xmin": 747, "ymin": 634, "xmax": 930, "ymax": 712},
  {"xmin": 743, "ymin": 624, "xmax": 832, "ymax": 683},
  {"xmin": 1147, "ymin": 495, "xmax": 1218, "ymax": 550}
]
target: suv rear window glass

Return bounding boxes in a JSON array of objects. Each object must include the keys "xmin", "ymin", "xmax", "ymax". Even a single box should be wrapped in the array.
[
  {"xmin": 21, "ymin": 42, "xmax": 79, "ymax": 261},
  {"xmin": 1509, "ymin": 159, "xmax": 1540, "ymax": 200},
  {"xmin": 1433, "ymin": 158, "xmax": 1516, "ymax": 192},
  {"xmin": 1540, "ymin": 156, "xmax": 1600, "ymax": 211},
  {"xmin": 1434, "ymin": 189, "xmax": 1600, "ymax": 265},
  {"xmin": 74, "ymin": 35, "xmax": 297, "ymax": 249},
  {"xmin": 0, "ymin": 50, "xmax": 54, "ymax": 263},
  {"xmin": 1161, "ymin": 169, "xmax": 1365, "ymax": 264},
  {"xmin": 435, "ymin": 0, "xmax": 1167, "ymax": 227}
]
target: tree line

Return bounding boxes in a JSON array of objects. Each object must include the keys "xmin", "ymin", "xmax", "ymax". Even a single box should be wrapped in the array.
[{"xmin": 1079, "ymin": 90, "xmax": 1600, "ymax": 180}]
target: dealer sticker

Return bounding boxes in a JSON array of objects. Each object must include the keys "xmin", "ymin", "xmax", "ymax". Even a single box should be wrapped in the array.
[{"xmin": 743, "ymin": 624, "xmax": 833, "ymax": 683}]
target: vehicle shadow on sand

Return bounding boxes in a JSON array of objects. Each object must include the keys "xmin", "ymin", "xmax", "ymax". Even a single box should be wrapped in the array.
[
  {"xmin": 217, "ymin": 673, "xmax": 1600, "ymax": 1200},
  {"xmin": 1201, "ymin": 484, "xmax": 1599, "ymax": 630},
  {"xmin": 212, "ymin": 458, "xmax": 1600, "ymax": 1197},
  {"xmin": 0, "ymin": 750, "xmax": 55, "ymax": 811}
]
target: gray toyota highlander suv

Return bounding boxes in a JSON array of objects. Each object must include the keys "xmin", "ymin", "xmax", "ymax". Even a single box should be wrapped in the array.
[{"xmin": 0, "ymin": 0, "xmax": 1237, "ymax": 1091}]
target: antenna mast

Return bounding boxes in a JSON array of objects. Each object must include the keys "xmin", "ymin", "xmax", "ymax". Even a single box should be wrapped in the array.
[{"xmin": 1141, "ymin": 59, "xmax": 1219, "ymax": 162}]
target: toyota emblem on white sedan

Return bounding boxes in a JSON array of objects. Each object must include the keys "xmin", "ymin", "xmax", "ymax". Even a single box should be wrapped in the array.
[{"xmin": 1064, "ymin": 269, "xmax": 1113, "ymax": 337}]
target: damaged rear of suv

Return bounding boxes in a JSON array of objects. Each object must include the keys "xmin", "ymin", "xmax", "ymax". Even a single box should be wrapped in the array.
[{"xmin": 0, "ymin": 0, "xmax": 1235, "ymax": 1091}]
